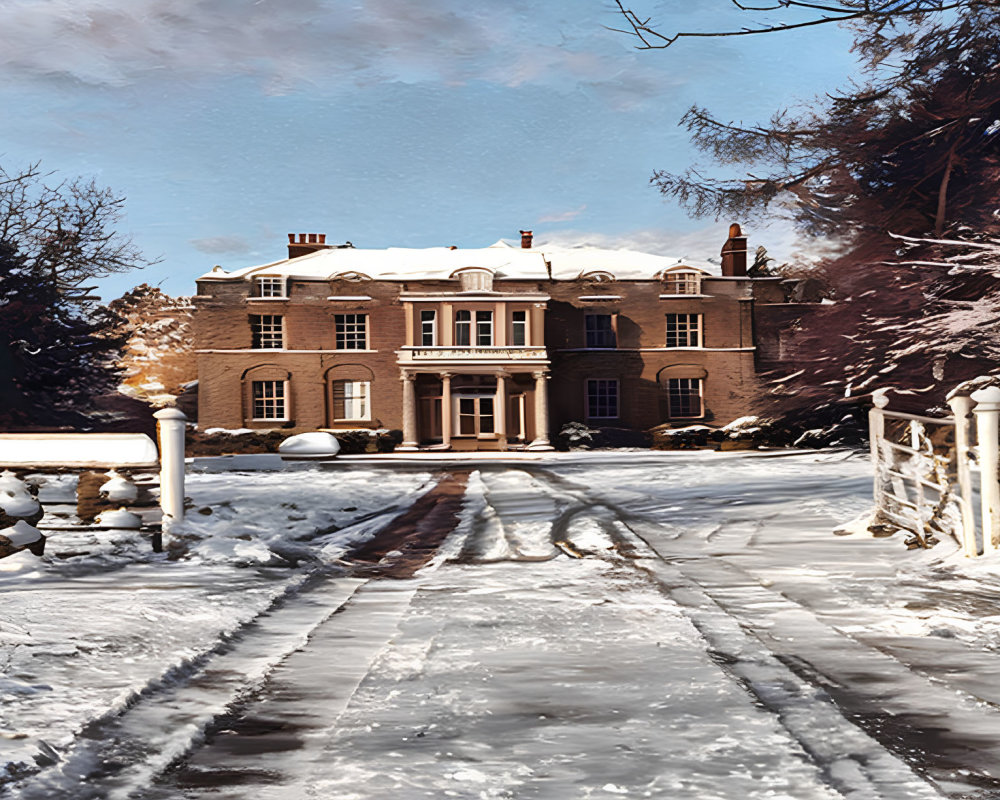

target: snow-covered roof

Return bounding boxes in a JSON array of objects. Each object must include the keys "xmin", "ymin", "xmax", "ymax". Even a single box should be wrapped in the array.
[{"xmin": 198, "ymin": 242, "xmax": 719, "ymax": 284}]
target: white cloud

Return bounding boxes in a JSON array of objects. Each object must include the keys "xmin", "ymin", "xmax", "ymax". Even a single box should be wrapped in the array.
[
  {"xmin": 190, "ymin": 234, "xmax": 252, "ymax": 255},
  {"xmin": 538, "ymin": 204, "xmax": 586, "ymax": 223},
  {"xmin": 534, "ymin": 219, "xmax": 838, "ymax": 266},
  {"xmin": 0, "ymin": 0, "xmax": 674, "ymax": 101}
]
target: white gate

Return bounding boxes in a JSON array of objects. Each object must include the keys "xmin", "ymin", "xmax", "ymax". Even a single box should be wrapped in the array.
[{"xmin": 869, "ymin": 384, "xmax": 1000, "ymax": 558}]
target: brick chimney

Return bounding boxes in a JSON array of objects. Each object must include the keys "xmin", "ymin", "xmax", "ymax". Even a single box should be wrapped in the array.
[
  {"xmin": 287, "ymin": 232, "xmax": 331, "ymax": 259},
  {"xmin": 720, "ymin": 223, "xmax": 747, "ymax": 277},
  {"xmin": 520, "ymin": 230, "xmax": 533, "ymax": 249}
]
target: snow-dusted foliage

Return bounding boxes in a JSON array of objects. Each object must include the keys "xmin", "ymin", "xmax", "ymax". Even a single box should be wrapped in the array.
[{"xmin": 107, "ymin": 284, "xmax": 195, "ymax": 408}]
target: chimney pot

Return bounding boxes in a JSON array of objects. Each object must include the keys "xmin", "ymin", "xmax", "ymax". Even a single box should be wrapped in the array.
[
  {"xmin": 288, "ymin": 233, "xmax": 295, "ymax": 244},
  {"xmin": 520, "ymin": 230, "xmax": 533, "ymax": 249},
  {"xmin": 318, "ymin": 233, "xmax": 326, "ymax": 244},
  {"xmin": 308, "ymin": 233, "xmax": 317, "ymax": 243},
  {"xmin": 298, "ymin": 233, "xmax": 307, "ymax": 243}
]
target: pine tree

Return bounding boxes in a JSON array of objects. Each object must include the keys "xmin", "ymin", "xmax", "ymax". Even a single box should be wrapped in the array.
[
  {"xmin": 0, "ymin": 241, "xmax": 125, "ymax": 428},
  {"xmin": 616, "ymin": 1, "xmax": 1000, "ymax": 423},
  {"xmin": 0, "ymin": 163, "xmax": 150, "ymax": 429}
]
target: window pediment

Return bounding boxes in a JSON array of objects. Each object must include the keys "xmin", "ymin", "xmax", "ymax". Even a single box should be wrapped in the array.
[
  {"xmin": 329, "ymin": 271, "xmax": 373, "ymax": 283},
  {"xmin": 578, "ymin": 270, "xmax": 615, "ymax": 283}
]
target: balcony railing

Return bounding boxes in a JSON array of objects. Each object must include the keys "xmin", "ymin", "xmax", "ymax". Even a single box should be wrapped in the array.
[{"xmin": 398, "ymin": 346, "xmax": 548, "ymax": 363}]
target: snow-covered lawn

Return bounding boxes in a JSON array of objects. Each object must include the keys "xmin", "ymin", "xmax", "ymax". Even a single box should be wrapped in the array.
[
  {"xmin": 0, "ymin": 459, "xmax": 432, "ymax": 785},
  {"xmin": 4, "ymin": 450, "xmax": 1000, "ymax": 799}
]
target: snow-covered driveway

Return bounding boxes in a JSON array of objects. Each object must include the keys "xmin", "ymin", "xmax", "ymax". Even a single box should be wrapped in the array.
[{"xmin": 5, "ymin": 451, "xmax": 1000, "ymax": 799}]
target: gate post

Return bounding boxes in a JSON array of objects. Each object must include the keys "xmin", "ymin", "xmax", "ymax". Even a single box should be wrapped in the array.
[
  {"xmin": 947, "ymin": 394, "xmax": 977, "ymax": 557},
  {"xmin": 972, "ymin": 386, "xmax": 1000, "ymax": 556},
  {"xmin": 869, "ymin": 392, "xmax": 888, "ymax": 506},
  {"xmin": 154, "ymin": 407, "xmax": 187, "ymax": 531}
]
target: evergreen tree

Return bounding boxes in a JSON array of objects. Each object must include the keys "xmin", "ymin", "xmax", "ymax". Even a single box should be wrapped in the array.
[
  {"xmin": 616, "ymin": 1, "xmax": 1000, "ymax": 423},
  {"xmin": 0, "ymin": 163, "xmax": 149, "ymax": 429},
  {"xmin": 0, "ymin": 241, "xmax": 125, "ymax": 428}
]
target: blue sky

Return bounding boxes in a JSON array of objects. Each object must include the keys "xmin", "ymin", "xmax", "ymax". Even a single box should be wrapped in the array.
[{"xmin": 0, "ymin": 1, "xmax": 861, "ymax": 299}]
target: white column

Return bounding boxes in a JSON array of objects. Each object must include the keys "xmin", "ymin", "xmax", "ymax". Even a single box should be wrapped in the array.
[
  {"xmin": 972, "ymin": 385, "xmax": 1000, "ymax": 555},
  {"xmin": 495, "ymin": 371, "xmax": 508, "ymax": 449},
  {"xmin": 528, "ymin": 370, "xmax": 553, "ymax": 451},
  {"xmin": 947, "ymin": 394, "xmax": 977, "ymax": 557},
  {"xmin": 399, "ymin": 372, "xmax": 419, "ymax": 451},
  {"xmin": 440, "ymin": 372, "xmax": 452, "ymax": 449},
  {"xmin": 153, "ymin": 407, "xmax": 187, "ymax": 531}
]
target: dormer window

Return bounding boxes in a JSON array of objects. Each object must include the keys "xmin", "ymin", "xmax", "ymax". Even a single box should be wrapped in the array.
[
  {"xmin": 663, "ymin": 271, "xmax": 701, "ymax": 295},
  {"xmin": 254, "ymin": 276, "xmax": 287, "ymax": 298},
  {"xmin": 454, "ymin": 268, "xmax": 495, "ymax": 292}
]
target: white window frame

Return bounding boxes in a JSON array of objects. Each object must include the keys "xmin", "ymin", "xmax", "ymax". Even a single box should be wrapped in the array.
[
  {"xmin": 665, "ymin": 313, "xmax": 702, "ymax": 348},
  {"xmin": 585, "ymin": 314, "xmax": 616, "ymax": 349},
  {"xmin": 332, "ymin": 379, "xmax": 371, "ymax": 421},
  {"xmin": 663, "ymin": 272, "xmax": 701, "ymax": 295},
  {"xmin": 420, "ymin": 310, "xmax": 437, "ymax": 347},
  {"xmin": 254, "ymin": 276, "xmax": 287, "ymax": 298},
  {"xmin": 667, "ymin": 378, "xmax": 704, "ymax": 419},
  {"xmin": 335, "ymin": 313, "xmax": 368, "ymax": 350},
  {"xmin": 251, "ymin": 380, "xmax": 288, "ymax": 420},
  {"xmin": 251, "ymin": 314, "xmax": 284, "ymax": 349},
  {"xmin": 511, "ymin": 310, "xmax": 528, "ymax": 346},
  {"xmin": 453, "ymin": 394, "xmax": 496, "ymax": 438},
  {"xmin": 585, "ymin": 379, "xmax": 619, "ymax": 419},
  {"xmin": 475, "ymin": 310, "xmax": 493, "ymax": 346}
]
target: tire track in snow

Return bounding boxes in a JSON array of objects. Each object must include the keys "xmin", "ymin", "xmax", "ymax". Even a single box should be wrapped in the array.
[
  {"xmin": 519, "ymin": 465, "xmax": 946, "ymax": 800},
  {"xmin": 138, "ymin": 474, "xmax": 480, "ymax": 798},
  {"xmin": 2, "ymin": 575, "xmax": 368, "ymax": 800},
  {"xmin": 1, "ymin": 478, "xmax": 455, "ymax": 800}
]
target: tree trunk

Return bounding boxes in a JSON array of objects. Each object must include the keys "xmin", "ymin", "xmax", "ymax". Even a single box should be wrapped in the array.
[{"xmin": 934, "ymin": 145, "xmax": 958, "ymax": 237}]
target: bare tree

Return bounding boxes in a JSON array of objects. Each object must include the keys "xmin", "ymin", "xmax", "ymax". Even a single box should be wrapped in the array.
[
  {"xmin": 0, "ymin": 162, "xmax": 153, "ymax": 302},
  {"xmin": 612, "ymin": 1, "xmax": 998, "ymax": 52},
  {"xmin": 0, "ymin": 162, "xmax": 153, "ymax": 428}
]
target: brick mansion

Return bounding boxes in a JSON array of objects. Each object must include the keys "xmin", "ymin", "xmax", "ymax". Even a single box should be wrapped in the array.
[{"xmin": 193, "ymin": 226, "xmax": 786, "ymax": 451}]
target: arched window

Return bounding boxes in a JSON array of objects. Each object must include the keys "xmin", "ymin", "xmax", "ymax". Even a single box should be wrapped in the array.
[
  {"xmin": 241, "ymin": 365, "xmax": 292, "ymax": 423},
  {"xmin": 325, "ymin": 364, "xmax": 375, "ymax": 425},
  {"xmin": 657, "ymin": 365, "xmax": 707, "ymax": 419}
]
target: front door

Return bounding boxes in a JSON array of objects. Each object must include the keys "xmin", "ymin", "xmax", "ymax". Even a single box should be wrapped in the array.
[
  {"xmin": 419, "ymin": 396, "xmax": 442, "ymax": 443},
  {"xmin": 455, "ymin": 395, "xmax": 495, "ymax": 438}
]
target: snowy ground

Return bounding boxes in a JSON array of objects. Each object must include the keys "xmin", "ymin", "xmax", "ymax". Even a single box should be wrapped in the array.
[{"xmin": 4, "ymin": 451, "xmax": 1000, "ymax": 799}]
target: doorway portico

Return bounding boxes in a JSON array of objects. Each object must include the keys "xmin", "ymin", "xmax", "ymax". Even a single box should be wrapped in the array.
[{"xmin": 398, "ymin": 367, "xmax": 552, "ymax": 451}]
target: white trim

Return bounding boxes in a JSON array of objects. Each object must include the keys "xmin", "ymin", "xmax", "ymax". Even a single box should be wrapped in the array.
[
  {"xmin": 327, "ymin": 295, "xmax": 373, "ymax": 301},
  {"xmin": 332, "ymin": 379, "xmax": 371, "ymax": 422},
  {"xmin": 250, "ymin": 378, "xmax": 289, "ymax": 421},
  {"xmin": 553, "ymin": 347, "xmax": 755, "ymax": 353},
  {"xmin": 197, "ymin": 348, "xmax": 379, "ymax": 354},
  {"xmin": 577, "ymin": 295, "xmax": 622, "ymax": 301},
  {"xmin": 666, "ymin": 376, "xmax": 705, "ymax": 420},
  {"xmin": 420, "ymin": 308, "xmax": 438, "ymax": 347},
  {"xmin": 659, "ymin": 294, "xmax": 710, "ymax": 299},
  {"xmin": 401, "ymin": 294, "xmax": 550, "ymax": 303},
  {"xmin": 253, "ymin": 275, "xmax": 288, "ymax": 299},
  {"xmin": 245, "ymin": 296, "xmax": 289, "ymax": 302}
]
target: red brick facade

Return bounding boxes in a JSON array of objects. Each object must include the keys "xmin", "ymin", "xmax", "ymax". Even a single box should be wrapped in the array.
[{"xmin": 194, "ymin": 230, "xmax": 785, "ymax": 449}]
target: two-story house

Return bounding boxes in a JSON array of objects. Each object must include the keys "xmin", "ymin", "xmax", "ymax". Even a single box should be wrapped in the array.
[{"xmin": 193, "ymin": 226, "xmax": 783, "ymax": 450}]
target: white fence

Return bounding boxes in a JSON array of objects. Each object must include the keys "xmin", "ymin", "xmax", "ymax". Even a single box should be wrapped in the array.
[
  {"xmin": 870, "ymin": 384, "xmax": 1000, "ymax": 557},
  {"xmin": 0, "ymin": 408, "xmax": 187, "ymax": 532}
]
